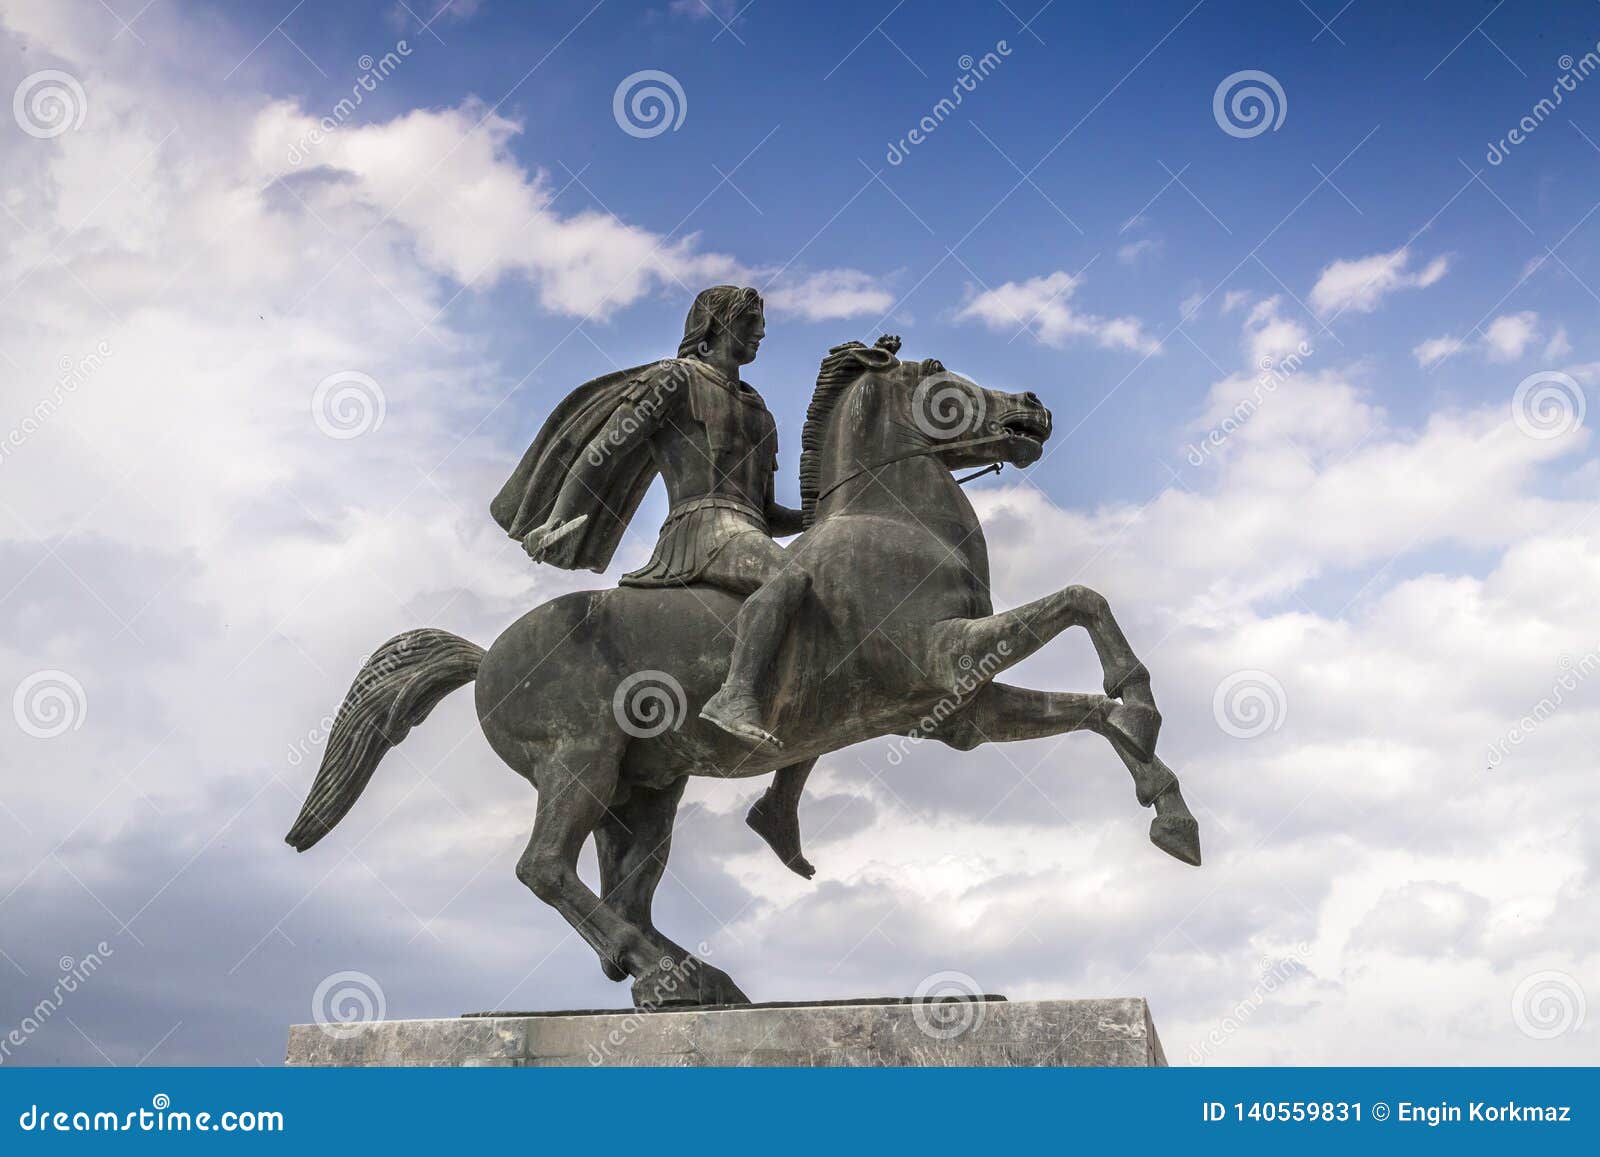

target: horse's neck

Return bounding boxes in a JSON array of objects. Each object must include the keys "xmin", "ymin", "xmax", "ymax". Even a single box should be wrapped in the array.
[{"xmin": 815, "ymin": 429, "xmax": 977, "ymax": 541}]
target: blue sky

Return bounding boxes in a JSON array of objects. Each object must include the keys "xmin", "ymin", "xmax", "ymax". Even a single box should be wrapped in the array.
[
  {"xmin": 225, "ymin": 0, "xmax": 1600, "ymax": 511},
  {"xmin": 2, "ymin": 0, "xmax": 1598, "ymax": 1066}
]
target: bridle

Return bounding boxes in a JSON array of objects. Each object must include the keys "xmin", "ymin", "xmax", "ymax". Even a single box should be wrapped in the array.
[{"xmin": 813, "ymin": 430, "xmax": 1014, "ymax": 505}]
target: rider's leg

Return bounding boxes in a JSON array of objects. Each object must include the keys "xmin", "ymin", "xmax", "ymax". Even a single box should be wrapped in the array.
[
  {"xmin": 746, "ymin": 758, "xmax": 817, "ymax": 880},
  {"xmin": 693, "ymin": 534, "xmax": 818, "ymax": 875},
  {"xmin": 699, "ymin": 534, "xmax": 809, "ymax": 749}
]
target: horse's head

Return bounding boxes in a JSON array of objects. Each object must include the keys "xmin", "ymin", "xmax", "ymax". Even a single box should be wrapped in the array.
[{"xmin": 799, "ymin": 336, "xmax": 1053, "ymax": 526}]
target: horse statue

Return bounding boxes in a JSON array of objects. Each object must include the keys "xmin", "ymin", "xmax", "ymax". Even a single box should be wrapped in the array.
[{"xmin": 285, "ymin": 337, "xmax": 1201, "ymax": 1008}]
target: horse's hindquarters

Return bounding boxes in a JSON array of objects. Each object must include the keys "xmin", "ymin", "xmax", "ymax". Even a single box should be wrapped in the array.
[{"xmin": 475, "ymin": 585, "xmax": 790, "ymax": 785}]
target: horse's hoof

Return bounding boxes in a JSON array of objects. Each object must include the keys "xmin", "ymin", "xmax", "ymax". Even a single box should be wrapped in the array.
[
  {"xmin": 1151, "ymin": 815, "xmax": 1201, "ymax": 866},
  {"xmin": 1105, "ymin": 700, "xmax": 1161, "ymax": 761},
  {"xmin": 631, "ymin": 956, "xmax": 750, "ymax": 1009},
  {"xmin": 600, "ymin": 958, "xmax": 628, "ymax": 982}
]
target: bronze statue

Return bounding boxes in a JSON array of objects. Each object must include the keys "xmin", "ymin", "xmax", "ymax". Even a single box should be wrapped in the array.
[{"xmin": 286, "ymin": 289, "xmax": 1201, "ymax": 1009}]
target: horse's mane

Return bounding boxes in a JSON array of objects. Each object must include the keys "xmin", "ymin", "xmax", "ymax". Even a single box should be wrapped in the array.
[{"xmin": 799, "ymin": 337, "xmax": 901, "ymax": 527}]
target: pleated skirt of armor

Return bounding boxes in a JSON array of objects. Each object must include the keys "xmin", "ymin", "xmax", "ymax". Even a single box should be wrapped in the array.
[{"xmin": 620, "ymin": 497, "xmax": 767, "ymax": 588}]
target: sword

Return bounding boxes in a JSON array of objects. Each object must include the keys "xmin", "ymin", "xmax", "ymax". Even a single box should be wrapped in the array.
[{"xmin": 537, "ymin": 514, "xmax": 588, "ymax": 550}]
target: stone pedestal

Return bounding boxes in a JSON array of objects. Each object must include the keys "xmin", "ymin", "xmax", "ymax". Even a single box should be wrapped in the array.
[{"xmin": 285, "ymin": 997, "xmax": 1166, "ymax": 1067}]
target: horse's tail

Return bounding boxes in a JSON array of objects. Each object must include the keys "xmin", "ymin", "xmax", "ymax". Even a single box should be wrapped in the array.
[{"xmin": 285, "ymin": 628, "xmax": 484, "ymax": 852}]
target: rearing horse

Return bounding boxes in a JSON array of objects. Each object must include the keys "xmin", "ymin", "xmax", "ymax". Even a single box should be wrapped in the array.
[{"xmin": 286, "ymin": 338, "xmax": 1201, "ymax": 1007}]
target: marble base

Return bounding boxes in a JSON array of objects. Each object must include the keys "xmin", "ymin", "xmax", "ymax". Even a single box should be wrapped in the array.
[{"xmin": 285, "ymin": 996, "xmax": 1167, "ymax": 1067}]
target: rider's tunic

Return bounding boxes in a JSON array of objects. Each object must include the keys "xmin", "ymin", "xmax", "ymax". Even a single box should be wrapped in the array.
[{"xmin": 619, "ymin": 359, "xmax": 780, "ymax": 590}]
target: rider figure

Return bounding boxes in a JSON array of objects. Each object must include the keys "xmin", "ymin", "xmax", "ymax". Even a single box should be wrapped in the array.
[{"xmin": 491, "ymin": 286, "xmax": 816, "ymax": 876}]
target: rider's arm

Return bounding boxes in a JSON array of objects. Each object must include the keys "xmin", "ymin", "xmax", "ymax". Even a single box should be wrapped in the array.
[{"xmin": 764, "ymin": 458, "xmax": 806, "ymax": 537}]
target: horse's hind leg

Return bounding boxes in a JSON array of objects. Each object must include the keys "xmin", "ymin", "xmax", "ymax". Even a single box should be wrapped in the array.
[
  {"xmin": 594, "ymin": 778, "xmax": 690, "ymax": 982},
  {"xmin": 515, "ymin": 746, "xmax": 747, "ymax": 1007},
  {"xmin": 934, "ymin": 584, "xmax": 1161, "ymax": 758}
]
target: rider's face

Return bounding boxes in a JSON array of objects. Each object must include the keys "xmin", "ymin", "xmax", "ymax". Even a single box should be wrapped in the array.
[{"xmin": 729, "ymin": 308, "xmax": 765, "ymax": 365}]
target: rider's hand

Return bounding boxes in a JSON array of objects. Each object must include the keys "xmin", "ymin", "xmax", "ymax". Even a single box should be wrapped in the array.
[{"xmin": 521, "ymin": 515, "xmax": 585, "ymax": 568}]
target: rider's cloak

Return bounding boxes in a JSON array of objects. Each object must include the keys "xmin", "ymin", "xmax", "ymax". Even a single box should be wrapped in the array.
[{"xmin": 489, "ymin": 363, "xmax": 660, "ymax": 573}]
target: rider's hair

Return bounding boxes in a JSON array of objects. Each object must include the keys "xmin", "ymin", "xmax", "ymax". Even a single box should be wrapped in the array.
[
  {"xmin": 798, "ymin": 338, "xmax": 902, "ymax": 528},
  {"xmin": 678, "ymin": 285, "xmax": 763, "ymax": 359}
]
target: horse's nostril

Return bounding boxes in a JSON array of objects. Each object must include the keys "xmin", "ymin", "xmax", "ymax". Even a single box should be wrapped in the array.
[{"xmin": 1023, "ymin": 391, "xmax": 1042, "ymax": 407}]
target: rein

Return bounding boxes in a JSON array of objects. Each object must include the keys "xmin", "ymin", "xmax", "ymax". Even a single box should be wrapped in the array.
[{"xmin": 813, "ymin": 432, "xmax": 1010, "ymax": 504}]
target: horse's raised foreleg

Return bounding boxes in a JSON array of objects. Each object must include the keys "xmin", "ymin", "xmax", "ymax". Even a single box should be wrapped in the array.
[
  {"xmin": 932, "ymin": 584, "xmax": 1161, "ymax": 758},
  {"xmin": 515, "ymin": 749, "xmax": 748, "ymax": 1007},
  {"xmin": 928, "ymin": 682, "xmax": 1200, "ymax": 866}
]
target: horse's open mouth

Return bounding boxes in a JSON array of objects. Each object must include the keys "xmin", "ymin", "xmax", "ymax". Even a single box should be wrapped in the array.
[{"xmin": 998, "ymin": 413, "xmax": 1051, "ymax": 444}]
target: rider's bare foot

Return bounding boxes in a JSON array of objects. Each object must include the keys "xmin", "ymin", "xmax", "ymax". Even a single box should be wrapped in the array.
[
  {"xmin": 700, "ymin": 687, "xmax": 783, "ymax": 749},
  {"xmin": 746, "ymin": 789, "xmax": 815, "ymax": 879}
]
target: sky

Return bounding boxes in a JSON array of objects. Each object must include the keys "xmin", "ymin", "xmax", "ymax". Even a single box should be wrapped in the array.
[{"xmin": 0, "ymin": 0, "xmax": 1597, "ymax": 1066}]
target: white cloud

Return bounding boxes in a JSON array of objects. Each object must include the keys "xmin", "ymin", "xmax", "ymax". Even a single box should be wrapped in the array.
[
  {"xmin": 1416, "ymin": 312, "xmax": 1545, "ymax": 367},
  {"xmin": 956, "ymin": 270, "xmax": 1159, "ymax": 354},
  {"xmin": 1117, "ymin": 237, "xmax": 1160, "ymax": 265},
  {"xmin": 247, "ymin": 101, "xmax": 885, "ymax": 322},
  {"xmin": 1413, "ymin": 335, "xmax": 1464, "ymax": 367},
  {"xmin": 1483, "ymin": 311, "xmax": 1540, "ymax": 362},
  {"xmin": 1545, "ymin": 327, "xmax": 1573, "ymax": 360},
  {"xmin": 1308, "ymin": 246, "xmax": 1449, "ymax": 316},
  {"xmin": 762, "ymin": 269, "xmax": 894, "ymax": 321}
]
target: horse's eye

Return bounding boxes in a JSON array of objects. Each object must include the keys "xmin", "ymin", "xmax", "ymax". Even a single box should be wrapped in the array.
[{"xmin": 924, "ymin": 359, "xmax": 945, "ymax": 374}]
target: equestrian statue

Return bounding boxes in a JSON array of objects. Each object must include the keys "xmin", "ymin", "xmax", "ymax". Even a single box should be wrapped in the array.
[{"xmin": 286, "ymin": 285, "xmax": 1201, "ymax": 1008}]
